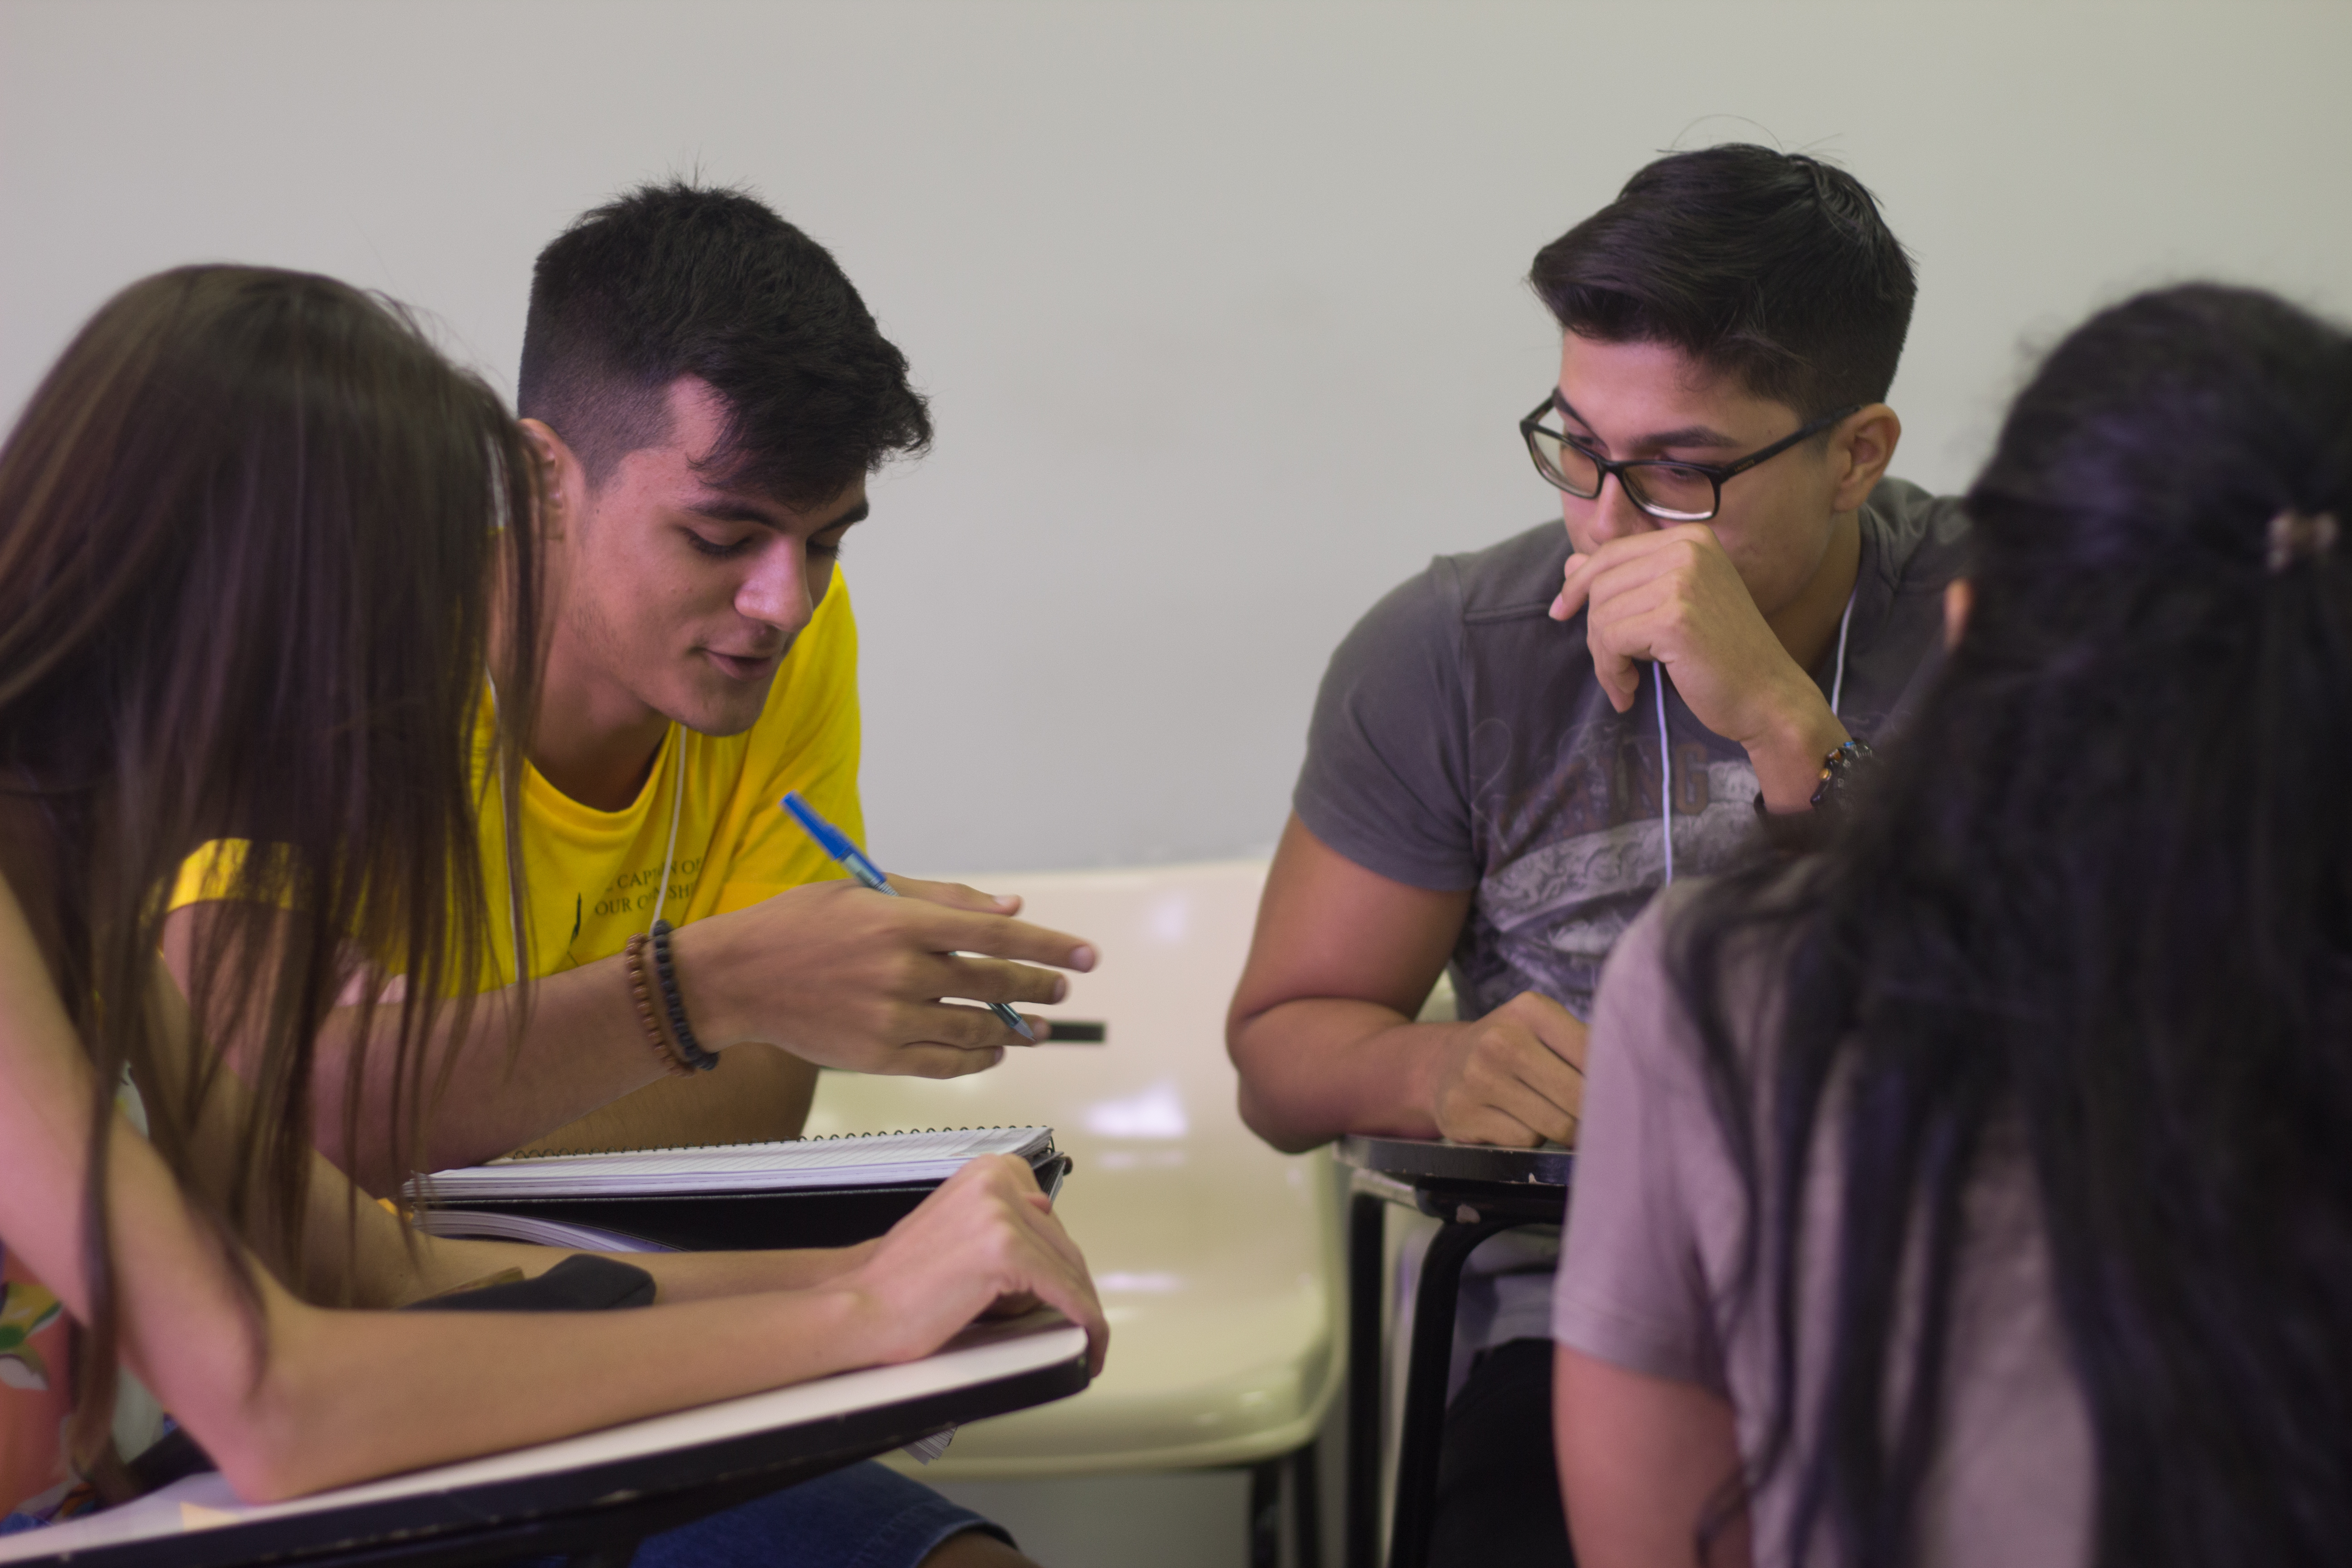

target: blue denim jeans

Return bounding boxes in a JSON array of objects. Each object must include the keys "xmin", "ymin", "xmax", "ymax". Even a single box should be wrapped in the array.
[{"xmin": 610, "ymin": 1460, "xmax": 1006, "ymax": 1568}]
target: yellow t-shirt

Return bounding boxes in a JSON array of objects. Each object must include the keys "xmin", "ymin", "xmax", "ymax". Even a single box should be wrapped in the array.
[{"xmin": 171, "ymin": 573, "xmax": 865, "ymax": 985}]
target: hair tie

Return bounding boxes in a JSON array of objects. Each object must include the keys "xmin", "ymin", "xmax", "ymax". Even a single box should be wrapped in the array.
[{"xmin": 2267, "ymin": 510, "xmax": 2340, "ymax": 573}]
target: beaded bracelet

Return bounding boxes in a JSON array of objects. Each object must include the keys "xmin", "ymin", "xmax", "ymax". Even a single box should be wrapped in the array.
[
  {"xmin": 623, "ymin": 933, "xmax": 692, "ymax": 1078},
  {"xmin": 648, "ymin": 919, "xmax": 719, "ymax": 1072}
]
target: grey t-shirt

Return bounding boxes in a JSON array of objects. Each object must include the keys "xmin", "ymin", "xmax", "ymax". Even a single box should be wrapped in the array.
[
  {"xmin": 1555, "ymin": 883, "xmax": 2093, "ymax": 1568},
  {"xmin": 1295, "ymin": 478, "xmax": 1968, "ymax": 1024}
]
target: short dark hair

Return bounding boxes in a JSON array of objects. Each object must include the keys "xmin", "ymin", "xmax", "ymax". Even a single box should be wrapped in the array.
[
  {"xmin": 518, "ymin": 181, "xmax": 931, "ymax": 505},
  {"xmin": 1529, "ymin": 145, "xmax": 1916, "ymax": 418}
]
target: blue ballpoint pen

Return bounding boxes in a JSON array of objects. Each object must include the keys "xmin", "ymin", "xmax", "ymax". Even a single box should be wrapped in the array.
[{"xmin": 780, "ymin": 791, "xmax": 1037, "ymax": 1042}]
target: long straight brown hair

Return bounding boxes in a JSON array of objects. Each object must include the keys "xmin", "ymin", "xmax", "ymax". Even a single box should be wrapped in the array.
[{"xmin": 0, "ymin": 266, "xmax": 542, "ymax": 1484}]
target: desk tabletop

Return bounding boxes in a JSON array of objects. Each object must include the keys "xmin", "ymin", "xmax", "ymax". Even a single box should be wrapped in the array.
[
  {"xmin": 1337, "ymin": 1134, "xmax": 1574, "ymax": 1189},
  {"xmin": 0, "ymin": 1314, "xmax": 1088, "ymax": 1568}
]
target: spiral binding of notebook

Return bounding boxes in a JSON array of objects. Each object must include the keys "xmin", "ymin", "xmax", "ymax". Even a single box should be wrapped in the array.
[
  {"xmin": 505, "ymin": 1124, "xmax": 1053, "ymax": 1162},
  {"xmin": 403, "ymin": 1126, "xmax": 1066, "ymax": 1253}
]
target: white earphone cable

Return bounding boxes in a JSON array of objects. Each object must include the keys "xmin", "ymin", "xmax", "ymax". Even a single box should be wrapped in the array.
[
  {"xmin": 1655, "ymin": 669, "xmax": 1675, "ymax": 885},
  {"xmin": 649, "ymin": 731, "xmax": 687, "ymax": 933},
  {"xmin": 487, "ymin": 673, "xmax": 689, "ymax": 978},
  {"xmin": 1828, "ymin": 583, "xmax": 1858, "ymax": 717},
  {"xmin": 485, "ymin": 674, "xmax": 529, "ymax": 984}
]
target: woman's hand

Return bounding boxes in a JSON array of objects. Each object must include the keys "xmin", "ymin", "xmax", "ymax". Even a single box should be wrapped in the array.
[{"xmin": 828, "ymin": 1154, "xmax": 1108, "ymax": 1376}]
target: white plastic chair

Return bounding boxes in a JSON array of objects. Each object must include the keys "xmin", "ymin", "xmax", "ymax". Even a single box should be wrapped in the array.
[{"xmin": 803, "ymin": 859, "xmax": 1339, "ymax": 1568}]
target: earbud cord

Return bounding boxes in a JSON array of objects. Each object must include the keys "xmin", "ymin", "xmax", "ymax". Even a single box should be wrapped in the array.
[
  {"xmin": 1655, "ymin": 671, "xmax": 1676, "ymax": 886},
  {"xmin": 1655, "ymin": 581, "xmax": 1857, "ymax": 887},
  {"xmin": 1828, "ymin": 583, "xmax": 1858, "ymax": 717},
  {"xmin": 488, "ymin": 673, "xmax": 687, "ymax": 981}
]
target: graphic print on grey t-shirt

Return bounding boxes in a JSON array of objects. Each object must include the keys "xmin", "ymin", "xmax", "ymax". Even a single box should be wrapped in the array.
[
  {"xmin": 1295, "ymin": 478, "xmax": 1967, "ymax": 1024},
  {"xmin": 1465, "ymin": 696, "xmax": 1764, "ymax": 1020}
]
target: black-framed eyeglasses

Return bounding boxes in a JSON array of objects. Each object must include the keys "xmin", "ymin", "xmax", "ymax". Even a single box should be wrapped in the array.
[{"xmin": 1518, "ymin": 397, "xmax": 1863, "ymax": 523}]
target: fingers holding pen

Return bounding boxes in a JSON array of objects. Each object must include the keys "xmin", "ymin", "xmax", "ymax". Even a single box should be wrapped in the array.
[
  {"xmin": 933, "ymin": 951, "xmax": 1073, "ymax": 1009},
  {"xmin": 778, "ymin": 794, "xmax": 1095, "ymax": 976},
  {"xmin": 735, "ymin": 794, "xmax": 1100, "ymax": 1067},
  {"xmin": 901, "ymin": 940, "xmax": 1090, "ymax": 1053},
  {"xmin": 886, "ymin": 1000, "xmax": 1045, "ymax": 1073}
]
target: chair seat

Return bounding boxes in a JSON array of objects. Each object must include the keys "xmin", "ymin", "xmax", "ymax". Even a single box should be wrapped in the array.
[{"xmin": 802, "ymin": 860, "xmax": 1342, "ymax": 1479}]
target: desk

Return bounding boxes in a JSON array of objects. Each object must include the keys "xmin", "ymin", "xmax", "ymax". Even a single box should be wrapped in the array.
[
  {"xmin": 0, "ymin": 1313, "xmax": 1088, "ymax": 1568},
  {"xmin": 1337, "ymin": 1136, "xmax": 1572, "ymax": 1568}
]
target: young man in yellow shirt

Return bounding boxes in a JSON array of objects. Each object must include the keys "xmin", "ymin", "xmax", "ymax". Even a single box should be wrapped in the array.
[
  {"xmin": 165, "ymin": 184, "xmax": 1084, "ymax": 1566},
  {"xmin": 167, "ymin": 183, "xmax": 1095, "ymax": 1198}
]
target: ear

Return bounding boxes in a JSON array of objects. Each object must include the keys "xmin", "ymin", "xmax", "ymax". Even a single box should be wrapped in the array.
[
  {"xmin": 1828, "ymin": 404, "xmax": 1902, "ymax": 513},
  {"xmin": 519, "ymin": 418, "xmax": 581, "ymax": 540},
  {"xmin": 1943, "ymin": 577, "xmax": 1973, "ymax": 651}
]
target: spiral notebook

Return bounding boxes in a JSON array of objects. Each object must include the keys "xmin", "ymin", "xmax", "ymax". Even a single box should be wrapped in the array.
[{"xmin": 405, "ymin": 1126, "xmax": 1066, "ymax": 1253}]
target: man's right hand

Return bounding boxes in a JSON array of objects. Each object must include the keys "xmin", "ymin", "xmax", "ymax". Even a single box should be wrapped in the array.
[
  {"xmin": 676, "ymin": 877, "xmax": 1097, "ymax": 1078},
  {"xmin": 1425, "ymin": 990, "xmax": 1586, "ymax": 1147}
]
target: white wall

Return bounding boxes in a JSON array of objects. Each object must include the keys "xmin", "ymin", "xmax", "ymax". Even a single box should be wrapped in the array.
[{"xmin": 5, "ymin": 0, "xmax": 2348, "ymax": 876}]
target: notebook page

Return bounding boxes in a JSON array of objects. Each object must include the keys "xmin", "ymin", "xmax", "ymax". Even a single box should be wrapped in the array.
[{"xmin": 407, "ymin": 1126, "xmax": 1053, "ymax": 1201}]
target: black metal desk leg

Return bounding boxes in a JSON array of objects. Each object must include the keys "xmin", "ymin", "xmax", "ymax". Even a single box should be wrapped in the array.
[
  {"xmin": 1293, "ymin": 1438, "xmax": 1325, "ymax": 1568},
  {"xmin": 1387, "ymin": 1215, "xmax": 1513, "ymax": 1568},
  {"xmin": 1250, "ymin": 1458, "xmax": 1282, "ymax": 1568},
  {"xmin": 1345, "ymin": 1191, "xmax": 1387, "ymax": 1568}
]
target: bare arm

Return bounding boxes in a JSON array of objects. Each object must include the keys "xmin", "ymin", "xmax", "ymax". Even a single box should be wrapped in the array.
[
  {"xmin": 151, "ymin": 1005, "xmax": 871, "ymax": 1310},
  {"xmin": 146, "ymin": 960, "xmax": 975, "ymax": 1312},
  {"xmin": 164, "ymin": 875, "xmax": 1095, "ymax": 1190},
  {"xmin": 1555, "ymin": 1346, "xmax": 1751, "ymax": 1568},
  {"xmin": 5, "ymin": 878, "xmax": 1104, "ymax": 1504},
  {"xmin": 1225, "ymin": 813, "xmax": 1587, "ymax": 1153},
  {"xmin": 163, "ymin": 902, "xmax": 678, "ymax": 1191}
]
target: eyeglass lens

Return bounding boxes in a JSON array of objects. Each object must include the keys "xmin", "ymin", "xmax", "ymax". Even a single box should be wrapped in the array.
[{"xmin": 1526, "ymin": 427, "xmax": 1717, "ymax": 521}]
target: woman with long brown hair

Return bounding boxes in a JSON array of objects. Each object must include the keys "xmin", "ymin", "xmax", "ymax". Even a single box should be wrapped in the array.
[{"xmin": 0, "ymin": 265, "xmax": 1102, "ymax": 1541}]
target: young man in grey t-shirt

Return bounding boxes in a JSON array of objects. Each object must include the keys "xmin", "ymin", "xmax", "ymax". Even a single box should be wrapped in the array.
[{"xmin": 1226, "ymin": 145, "xmax": 1965, "ymax": 1563}]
